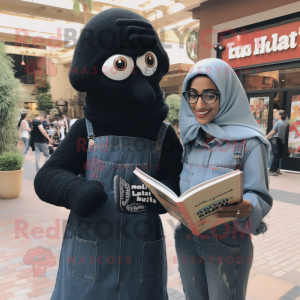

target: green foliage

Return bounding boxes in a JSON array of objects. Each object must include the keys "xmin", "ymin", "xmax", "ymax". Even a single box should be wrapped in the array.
[
  {"xmin": 36, "ymin": 93, "xmax": 54, "ymax": 114},
  {"xmin": 35, "ymin": 74, "xmax": 53, "ymax": 113},
  {"xmin": 166, "ymin": 94, "xmax": 181, "ymax": 125},
  {"xmin": 73, "ymin": 0, "xmax": 93, "ymax": 15},
  {"xmin": 0, "ymin": 152, "xmax": 23, "ymax": 171},
  {"xmin": 0, "ymin": 42, "xmax": 22, "ymax": 155},
  {"xmin": 36, "ymin": 81, "xmax": 50, "ymax": 94}
]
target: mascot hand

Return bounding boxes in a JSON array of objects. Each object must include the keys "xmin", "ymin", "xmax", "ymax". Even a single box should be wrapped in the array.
[
  {"xmin": 115, "ymin": 19, "xmax": 158, "ymax": 50},
  {"xmin": 71, "ymin": 180, "xmax": 107, "ymax": 218}
]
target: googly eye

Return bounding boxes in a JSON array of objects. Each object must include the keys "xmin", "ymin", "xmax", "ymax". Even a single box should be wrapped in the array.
[
  {"xmin": 136, "ymin": 51, "xmax": 158, "ymax": 76},
  {"xmin": 102, "ymin": 54, "xmax": 134, "ymax": 81}
]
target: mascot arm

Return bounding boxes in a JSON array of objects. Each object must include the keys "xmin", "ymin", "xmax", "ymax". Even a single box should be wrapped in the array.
[
  {"xmin": 34, "ymin": 118, "xmax": 107, "ymax": 218},
  {"xmin": 151, "ymin": 125, "xmax": 183, "ymax": 214}
]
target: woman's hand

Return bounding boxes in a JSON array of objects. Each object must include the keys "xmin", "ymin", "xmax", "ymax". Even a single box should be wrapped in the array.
[{"xmin": 214, "ymin": 199, "xmax": 252, "ymax": 218}]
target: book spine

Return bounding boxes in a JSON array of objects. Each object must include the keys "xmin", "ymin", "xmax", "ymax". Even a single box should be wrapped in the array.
[
  {"xmin": 177, "ymin": 202, "xmax": 198, "ymax": 236},
  {"xmin": 240, "ymin": 172, "xmax": 243, "ymax": 203}
]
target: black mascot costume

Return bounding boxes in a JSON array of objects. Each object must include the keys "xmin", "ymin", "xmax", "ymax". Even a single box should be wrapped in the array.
[{"xmin": 34, "ymin": 8, "xmax": 182, "ymax": 300}]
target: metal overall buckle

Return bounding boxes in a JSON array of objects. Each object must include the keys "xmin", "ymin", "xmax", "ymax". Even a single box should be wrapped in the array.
[
  {"xmin": 234, "ymin": 155, "xmax": 241, "ymax": 170},
  {"xmin": 155, "ymin": 143, "xmax": 162, "ymax": 152},
  {"xmin": 88, "ymin": 135, "xmax": 95, "ymax": 146}
]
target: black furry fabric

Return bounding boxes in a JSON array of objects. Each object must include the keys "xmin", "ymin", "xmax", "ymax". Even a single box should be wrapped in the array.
[
  {"xmin": 34, "ymin": 8, "xmax": 183, "ymax": 217},
  {"xmin": 34, "ymin": 119, "xmax": 183, "ymax": 216}
]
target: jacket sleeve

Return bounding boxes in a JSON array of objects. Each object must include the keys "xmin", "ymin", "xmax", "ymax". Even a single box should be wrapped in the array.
[
  {"xmin": 149, "ymin": 125, "xmax": 183, "ymax": 214},
  {"xmin": 234, "ymin": 142, "xmax": 273, "ymax": 235},
  {"xmin": 34, "ymin": 118, "xmax": 107, "ymax": 218}
]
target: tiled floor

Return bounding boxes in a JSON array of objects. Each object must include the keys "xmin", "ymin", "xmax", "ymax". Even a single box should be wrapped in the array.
[{"xmin": 0, "ymin": 149, "xmax": 300, "ymax": 300}]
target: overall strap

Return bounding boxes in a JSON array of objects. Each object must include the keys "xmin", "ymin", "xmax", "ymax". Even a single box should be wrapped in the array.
[
  {"xmin": 182, "ymin": 143, "xmax": 190, "ymax": 163},
  {"xmin": 155, "ymin": 122, "xmax": 170, "ymax": 152},
  {"xmin": 234, "ymin": 139, "xmax": 246, "ymax": 170},
  {"xmin": 85, "ymin": 118, "xmax": 95, "ymax": 145}
]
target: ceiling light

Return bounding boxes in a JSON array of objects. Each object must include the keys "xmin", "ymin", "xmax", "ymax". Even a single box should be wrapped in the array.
[
  {"xmin": 168, "ymin": 3, "xmax": 185, "ymax": 14},
  {"xmin": 21, "ymin": 43, "xmax": 26, "ymax": 66}
]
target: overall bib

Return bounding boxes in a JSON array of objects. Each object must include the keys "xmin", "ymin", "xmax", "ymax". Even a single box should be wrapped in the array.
[{"xmin": 50, "ymin": 119, "xmax": 169, "ymax": 300}]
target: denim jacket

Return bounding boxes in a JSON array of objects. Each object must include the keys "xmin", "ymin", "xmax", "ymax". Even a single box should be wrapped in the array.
[{"xmin": 180, "ymin": 131, "xmax": 273, "ymax": 236}]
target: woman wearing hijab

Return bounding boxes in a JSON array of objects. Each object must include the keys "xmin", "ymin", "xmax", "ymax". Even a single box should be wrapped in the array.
[{"xmin": 175, "ymin": 58, "xmax": 273, "ymax": 300}]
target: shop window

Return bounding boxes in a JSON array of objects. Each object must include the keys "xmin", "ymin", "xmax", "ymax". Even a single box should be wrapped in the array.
[
  {"xmin": 249, "ymin": 96, "xmax": 269, "ymax": 135},
  {"xmin": 8, "ymin": 53, "xmax": 45, "ymax": 85},
  {"xmin": 273, "ymin": 91, "xmax": 287, "ymax": 114},
  {"xmin": 242, "ymin": 68, "xmax": 300, "ymax": 91},
  {"xmin": 287, "ymin": 94, "xmax": 300, "ymax": 158}
]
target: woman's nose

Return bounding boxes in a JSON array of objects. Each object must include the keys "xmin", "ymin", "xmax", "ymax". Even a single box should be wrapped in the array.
[{"xmin": 195, "ymin": 97, "xmax": 207, "ymax": 110}]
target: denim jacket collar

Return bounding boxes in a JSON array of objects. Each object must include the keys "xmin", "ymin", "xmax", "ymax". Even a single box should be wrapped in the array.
[{"xmin": 195, "ymin": 130, "xmax": 227, "ymax": 147}]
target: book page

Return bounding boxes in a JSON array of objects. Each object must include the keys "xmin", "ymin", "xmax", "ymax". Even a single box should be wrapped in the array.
[
  {"xmin": 134, "ymin": 169, "xmax": 190, "ymax": 229},
  {"xmin": 182, "ymin": 173, "xmax": 243, "ymax": 235},
  {"xmin": 134, "ymin": 168, "xmax": 178, "ymax": 198},
  {"xmin": 179, "ymin": 170, "xmax": 240, "ymax": 199}
]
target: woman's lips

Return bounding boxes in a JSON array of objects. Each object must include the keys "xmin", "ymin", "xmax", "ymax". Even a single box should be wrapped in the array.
[{"xmin": 195, "ymin": 109, "xmax": 211, "ymax": 118}]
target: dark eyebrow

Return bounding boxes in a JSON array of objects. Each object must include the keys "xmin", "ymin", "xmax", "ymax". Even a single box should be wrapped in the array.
[{"xmin": 190, "ymin": 88, "xmax": 219, "ymax": 93}]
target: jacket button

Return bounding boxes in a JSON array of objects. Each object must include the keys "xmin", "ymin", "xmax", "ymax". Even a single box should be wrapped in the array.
[
  {"xmin": 155, "ymin": 144, "xmax": 161, "ymax": 151},
  {"xmin": 89, "ymin": 139, "xmax": 95, "ymax": 146}
]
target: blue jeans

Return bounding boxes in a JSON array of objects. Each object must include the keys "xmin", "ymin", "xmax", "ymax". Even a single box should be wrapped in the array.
[
  {"xmin": 34, "ymin": 143, "xmax": 50, "ymax": 172},
  {"xmin": 22, "ymin": 137, "xmax": 30, "ymax": 155},
  {"xmin": 175, "ymin": 223, "xmax": 253, "ymax": 300}
]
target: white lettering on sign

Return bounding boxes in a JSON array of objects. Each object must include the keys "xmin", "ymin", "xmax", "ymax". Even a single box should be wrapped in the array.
[{"xmin": 228, "ymin": 30, "xmax": 298, "ymax": 60}]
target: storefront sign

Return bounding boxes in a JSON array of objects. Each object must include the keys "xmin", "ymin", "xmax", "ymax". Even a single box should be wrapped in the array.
[
  {"xmin": 221, "ymin": 20, "xmax": 300, "ymax": 68},
  {"xmin": 186, "ymin": 30, "xmax": 199, "ymax": 61}
]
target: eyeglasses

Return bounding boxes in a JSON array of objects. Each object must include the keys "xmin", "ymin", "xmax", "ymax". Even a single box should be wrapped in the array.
[{"xmin": 182, "ymin": 91, "xmax": 220, "ymax": 105}]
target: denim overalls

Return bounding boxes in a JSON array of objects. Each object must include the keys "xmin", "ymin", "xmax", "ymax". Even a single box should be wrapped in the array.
[
  {"xmin": 50, "ymin": 119, "xmax": 169, "ymax": 300},
  {"xmin": 175, "ymin": 135, "xmax": 272, "ymax": 300}
]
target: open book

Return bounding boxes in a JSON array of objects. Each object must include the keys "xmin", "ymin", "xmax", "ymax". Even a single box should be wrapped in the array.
[{"xmin": 133, "ymin": 168, "xmax": 243, "ymax": 235}]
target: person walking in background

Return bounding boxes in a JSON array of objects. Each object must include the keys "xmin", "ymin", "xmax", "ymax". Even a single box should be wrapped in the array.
[
  {"xmin": 18, "ymin": 113, "xmax": 31, "ymax": 155},
  {"xmin": 272, "ymin": 109, "xmax": 278, "ymax": 125},
  {"xmin": 69, "ymin": 117, "xmax": 78, "ymax": 128},
  {"xmin": 42, "ymin": 118, "xmax": 50, "ymax": 131},
  {"xmin": 266, "ymin": 110, "xmax": 288, "ymax": 176},
  {"xmin": 62, "ymin": 114, "xmax": 70, "ymax": 135},
  {"xmin": 31, "ymin": 113, "xmax": 53, "ymax": 172},
  {"xmin": 57, "ymin": 120, "xmax": 66, "ymax": 142}
]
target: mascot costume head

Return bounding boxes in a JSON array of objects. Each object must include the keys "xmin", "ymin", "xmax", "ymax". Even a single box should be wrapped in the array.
[{"xmin": 69, "ymin": 8, "xmax": 169, "ymax": 131}]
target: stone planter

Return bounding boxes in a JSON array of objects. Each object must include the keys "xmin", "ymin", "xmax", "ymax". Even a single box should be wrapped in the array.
[{"xmin": 0, "ymin": 168, "xmax": 24, "ymax": 199}]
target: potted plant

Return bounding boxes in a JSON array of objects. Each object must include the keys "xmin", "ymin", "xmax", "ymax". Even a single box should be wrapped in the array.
[
  {"xmin": 0, "ymin": 41, "xmax": 23, "ymax": 199},
  {"xmin": 0, "ymin": 152, "xmax": 24, "ymax": 199}
]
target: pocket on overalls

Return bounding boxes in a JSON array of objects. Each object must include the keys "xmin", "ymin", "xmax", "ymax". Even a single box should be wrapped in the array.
[
  {"xmin": 124, "ymin": 163, "xmax": 150, "ymax": 185},
  {"xmin": 95, "ymin": 160, "xmax": 125, "ymax": 189},
  {"xmin": 140, "ymin": 236, "xmax": 166, "ymax": 284},
  {"xmin": 179, "ymin": 163, "xmax": 193, "ymax": 194},
  {"xmin": 67, "ymin": 236, "xmax": 97, "ymax": 282}
]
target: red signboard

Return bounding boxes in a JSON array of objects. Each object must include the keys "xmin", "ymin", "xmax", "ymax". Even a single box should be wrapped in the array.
[{"xmin": 221, "ymin": 20, "xmax": 300, "ymax": 69}]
